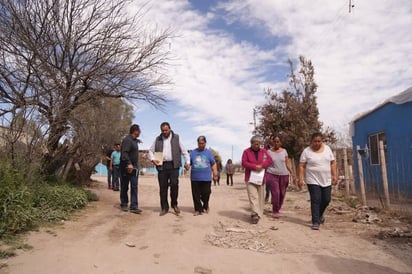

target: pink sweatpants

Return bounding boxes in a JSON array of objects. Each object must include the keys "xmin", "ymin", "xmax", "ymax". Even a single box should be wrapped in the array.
[{"xmin": 266, "ymin": 173, "xmax": 289, "ymax": 213}]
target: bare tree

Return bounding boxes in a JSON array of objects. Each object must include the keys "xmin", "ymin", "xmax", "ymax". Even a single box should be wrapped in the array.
[
  {"xmin": 0, "ymin": 0, "xmax": 171, "ymax": 176},
  {"xmin": 256, "ymin": 56, "xmax": 336, "ymax": 162}
]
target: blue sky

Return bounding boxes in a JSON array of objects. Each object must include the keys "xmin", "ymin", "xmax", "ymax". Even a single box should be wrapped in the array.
[{"xmin": 129, "ymin": 0, "xmax": 412, "ymax": 163}]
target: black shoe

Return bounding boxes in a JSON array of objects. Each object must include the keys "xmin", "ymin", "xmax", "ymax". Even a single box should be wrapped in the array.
[
  {"xmin": 311, "ymin": 224, "xmax": 320, "ymax": 230},
  {"xmin": 130, "ymin": 208, "xmax": 142, "ymax": 214},
  {"xmin": 320, "ymin": 216, "xmax": 325, "ymax": 224},
  {"xmin": 121, "ymin": 206, "xmax": 128, "ymax": 212},
  {"xmin": 173, "ymin": 206, "xmax": 180, "ymax": 215},
  {"xmin": 251, "ymin": 214, "xmax": 260, "ymax": 224},
  {"xmin": 159, "ymin": 209, "xmax": 168, "ymax": 216}
]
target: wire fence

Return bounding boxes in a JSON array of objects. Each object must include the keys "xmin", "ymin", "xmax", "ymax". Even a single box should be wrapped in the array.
[{"xmin": 349, "ymin": 136, "xmax": 412, "ymax": 215}]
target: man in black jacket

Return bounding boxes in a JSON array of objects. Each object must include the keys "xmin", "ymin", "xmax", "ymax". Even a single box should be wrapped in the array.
[{"xmin": 120, "ymin": 124, "xmax": 142, "ymax": 214}]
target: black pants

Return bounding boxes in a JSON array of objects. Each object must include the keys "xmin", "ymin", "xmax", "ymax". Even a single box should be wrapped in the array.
[
  {"xmin": 191, "ymin": 181, "xmax": 212, "ymax": 212},
  {"xmin": 226, "ymin": 174, "xmax": 233, "ymax": 185},
  {"xmin": 307, "ymin": 184, "xmax": 331, "ymax": 225},
  {"xmin": 157, "ymin": 162, "xmax": 180, "ymax": 211}
]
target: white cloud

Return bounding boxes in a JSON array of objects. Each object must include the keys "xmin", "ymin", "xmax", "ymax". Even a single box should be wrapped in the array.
[
  {"xmin": 218, "ymin": 0, "xmax": 412, "ymax": 130},
  {"xmin": 129, "ymin": 0, "xmax": 277, "ymax": 159},
  {"xmin": 129, "ymin": 0, "xmax": 412, "ymax": 162}
]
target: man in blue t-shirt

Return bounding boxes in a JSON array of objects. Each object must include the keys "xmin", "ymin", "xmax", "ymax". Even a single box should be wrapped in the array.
[
  {"xmin": 190, "ymin": 136, "xmax": 218, "ymax": 216},
  {"xmin": 110, "ymin": 143, "xmax": 121, "ymax": 191}
]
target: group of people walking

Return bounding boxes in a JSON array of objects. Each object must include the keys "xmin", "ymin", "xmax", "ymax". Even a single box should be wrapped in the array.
[
  {"xmin": 105, "ymin": 122, "xmax": 216, "ymax": 217},
  {"xmin": 241, "ymin": 132, "xmax": 338, "ymax": 229},
  {"xmin": 105, "ymin": 123, "xmax": 337, "ymax": 230}
]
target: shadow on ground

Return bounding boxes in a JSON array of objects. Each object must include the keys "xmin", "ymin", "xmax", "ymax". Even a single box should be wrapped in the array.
[
  {"xmin": 218, "ymin": 209, "xmax": 251, "ymax": 223},
  {"xmin": 314, "ymin": 254, "xmax": 409, "ymax": 274}
]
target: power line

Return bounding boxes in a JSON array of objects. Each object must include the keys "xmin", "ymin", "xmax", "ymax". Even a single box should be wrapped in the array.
[{"xmin": 303, "ymin": 1, "xmax": 348, "ymax": 58}]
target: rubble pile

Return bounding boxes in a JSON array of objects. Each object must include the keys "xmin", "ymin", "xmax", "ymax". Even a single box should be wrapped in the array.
[
  {"xmin": 205, "ymin": 221, "xmax": 277, "ymax": 253},
  {"xmin": 378, "ymin": 227, "xmax": 412, "ymax": 239},
  {"xmin": 351, "ymin": 206, "xmax": 383, "ymax": 224}
]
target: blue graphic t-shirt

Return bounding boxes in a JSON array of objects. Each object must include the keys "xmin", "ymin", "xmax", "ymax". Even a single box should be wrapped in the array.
[
  {"xmin": 190, "ymin": 149, "xmax": 215, "ymax": 181},
  {"xmin": 111, "ymin": 150, "xmax": 121, "ymax": 165}
]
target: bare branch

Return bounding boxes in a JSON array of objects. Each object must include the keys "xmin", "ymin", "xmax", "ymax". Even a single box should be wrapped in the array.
[{"xmin": 0, "ymin": 0, "xmax": 173, "ymax": 176}]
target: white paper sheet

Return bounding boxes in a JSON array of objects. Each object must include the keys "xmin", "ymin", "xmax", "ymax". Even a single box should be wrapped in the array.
[
  {"xmin": 248, "ymin": 170, "xmax": 265, "ymax": 185},
  {"xmin": 153, "ymin": 152, "xmax": 163, "ymax": 165}
]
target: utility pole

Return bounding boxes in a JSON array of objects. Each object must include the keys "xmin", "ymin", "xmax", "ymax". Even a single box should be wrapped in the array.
[
  {"xmin": 252, "ymin": 108, "xmax": 257, "ymax": 132},
  {"xmin": 349, "ymin": 0, "xmax": 355, "ymax": 13}
]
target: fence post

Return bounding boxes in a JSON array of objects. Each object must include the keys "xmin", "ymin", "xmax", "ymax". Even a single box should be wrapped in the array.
[
  {"xmin": 348, "ymin": 164, "xmax": 356, "ymax": 195},
  {"xmin": 356, "ymin": 145, "xmax": 367, "ymax": 205},
  {"xmin": 343, "ymin": 148, "xmax": 350, "ymax": 196},
  {"xmin": 290, "ymin": 157, "xmax": 298, "ymax": 189},
  {"xmin": 332, "ymin": 150, "xmax": 338, "ymax": 194},
  {"xmin": 379, "ymin": 140, "xmax": 390, "ymax": 209}
]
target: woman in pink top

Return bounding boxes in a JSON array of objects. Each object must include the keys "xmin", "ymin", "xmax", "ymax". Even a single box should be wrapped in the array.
[{"xmin": 241, "ymin": 136, "xmax": 272, "ymax": 224}]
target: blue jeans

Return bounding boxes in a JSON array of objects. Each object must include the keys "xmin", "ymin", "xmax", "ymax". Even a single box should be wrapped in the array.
[
  {"xmin": 120, "ymin": 165, "xmax": 139, "ymax": 209},
  {"xmin": 112, "ymin": 165, "xmax": 120, "ymax": 190},
  {"xmin": 307, "ymin": 184, "xmax": 331, "ymax": 225}
]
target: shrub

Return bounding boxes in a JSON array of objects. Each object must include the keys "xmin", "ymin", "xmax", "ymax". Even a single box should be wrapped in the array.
[
  {"xmin": 0, "ymin": 161, "xmax": 95, "ymax": 238},
  {"xmin": 0, "ymin": 185, "xmax": 37, "ymax": 236},
  {"xmin": 0, "ymin": 249, "xmax": 16, "ymax": 258},
  {"xmin": 84, "ymin": 189, "xmax": 99, "ymax": 202},
  {"xmin": 0, "ymin": 162, "xmax": 37, "ymax": 236},
  {"xmin": 32, "ymin": 185, "xmax": 88, "ymax": 222},
  {"xmin": 0, "ymin": 161, "xmax": 17, "ymax": 184}
]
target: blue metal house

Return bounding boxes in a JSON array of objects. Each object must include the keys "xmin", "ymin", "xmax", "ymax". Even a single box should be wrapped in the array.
[{"xmin": 350, "ymin": 87, "xmax": 412, "ymax": 199}]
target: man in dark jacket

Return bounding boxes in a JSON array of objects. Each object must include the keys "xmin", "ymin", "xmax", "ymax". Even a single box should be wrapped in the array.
[
  {"xmin": 120, "ymin": 124, "xmax": 142, "ymax": 214},
  {"xmin": 149, "ymin": 122, "xmax": 190, "ymax": 216}
]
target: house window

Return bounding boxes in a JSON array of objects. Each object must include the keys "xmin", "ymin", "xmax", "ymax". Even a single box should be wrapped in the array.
[{"xmin": 368, "ymin": 132, "xmax": 386, "ymax": 165}]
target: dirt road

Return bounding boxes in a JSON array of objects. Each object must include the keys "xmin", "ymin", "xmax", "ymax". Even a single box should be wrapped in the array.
[{"xmin": 3, "ymin": 174, "xmax": 412, "ymax": 274}]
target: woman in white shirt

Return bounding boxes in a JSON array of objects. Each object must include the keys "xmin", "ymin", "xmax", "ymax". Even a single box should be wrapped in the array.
[{"xmin": 298, "ymin": 132, "xmax": 338, "ymax": 230}]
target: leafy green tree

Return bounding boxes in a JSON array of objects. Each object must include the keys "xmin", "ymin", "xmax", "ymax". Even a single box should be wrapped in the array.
[
  {"xmin": 256, "ymin": 56, "xmax": 336, "ymax": 161},
  {"xmin": 209, "ymin": 147, "xmax": 222, "ymax": 163},
  {"xmin": 62, "ymin": 98, "xmax": 134, "ymax": 183}
]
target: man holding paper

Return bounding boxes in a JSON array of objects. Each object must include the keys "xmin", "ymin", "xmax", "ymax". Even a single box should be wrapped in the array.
[
  {"xmin": 149, "ymin": 122, "xmax": 190, "ymax": 216},
  {"xmin": 241, "ymin": 135, "xmax": 272, "ymax": 224}
]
